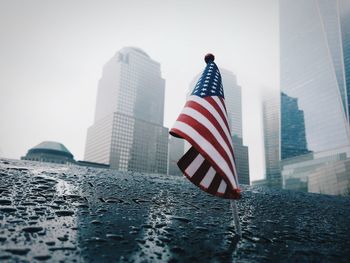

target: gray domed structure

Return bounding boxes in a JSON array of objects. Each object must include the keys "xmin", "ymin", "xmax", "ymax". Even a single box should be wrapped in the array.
[{"xmin": 22, "ymin": 141, "xmax": 74, "ymax": 164}]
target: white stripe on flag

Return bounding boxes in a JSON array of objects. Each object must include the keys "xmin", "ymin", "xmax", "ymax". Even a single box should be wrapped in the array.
[
  {"xmin": 173, "ymin": 121, "xmax": 237, "ymax": 189},
  {"xmin": 181, "ymin": 106, "xmax": 235, "ymax": 168},
  {"xmin": 217, "ymin": 180, "xmax": 227, "ymax": 194},
  {"xmin": 189, "ymin": 96, "xmax": 232, "ymax": 143},
  {"xmin": 186, "ymin": 96, "xmax": 239, "ymax": 187},
  {"xmin": 212, "ymin": 96, "xmax": 230, "ymax": 122},
  {"xmin": 185, "ymin": 153, "xmax": 204, "ymax": 177},
  {"xmin": 209, "ymin": 97, "xmax": 239, "ymax": 185},
  {"xmin": 200, "ymin": 167, "xmax": 216, "ymax": 188}
]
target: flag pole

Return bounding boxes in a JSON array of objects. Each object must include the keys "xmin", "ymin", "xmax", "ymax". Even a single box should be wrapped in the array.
[{"xmin": 230, "ymin": 200, "xmax": 241, "ymax": 237}]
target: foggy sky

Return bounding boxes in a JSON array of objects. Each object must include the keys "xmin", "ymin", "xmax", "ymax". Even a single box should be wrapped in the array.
[{"xmin": 0, "ymin": 0, "xmax": 278, "ymax": 181}]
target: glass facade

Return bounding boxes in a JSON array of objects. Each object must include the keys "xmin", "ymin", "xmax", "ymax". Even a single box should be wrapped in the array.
[
  {"xmin": 220, "ymin": 69, "xmax": 250, "ymax": 185},
  {"xmin": 232, "ymin": 135, "xmax": 250, "ymax": 185},
  {"xmin": 220, "ymin": 69, "xmax": 243, "ymax": 138},
  {"xmin": 340, "ymin": 0, "xmax": 350, "ymax": 124},
  {"xmin": 281, "ymin": 146, "xmax": 350, "ymax": 195},
  {"xmin": 280, "ymin": 0, "xmax": 350, "ymax": 155},
  {"xmin": 277, "ymin": 0, "xmax": 350, "ymax": 195},
  {"xmin": 308, "ymin": 154, "xmax": 350, "ymax": 195},
  {"xmin": 168, "ymin": 136, "xmax": 185, "ymax": 176},
  {"xmin": 84, "ymin": 114, "xmax": 114, "ymax": 165},
  {"xmin": 110, "ymin": 112, "xmax": 168, "ymax": 173},
  {"xmin": 94, "ymin": 47, "xmax": 165, "ymax": 125},
  {"xmin": 281, "ymin": 92, "xmax": 311, "ymax": 159},
  {"xmin": 85, "ymin": 47, "xmax": 168, "ymax": 174},
  {"xmin": 318, "ymin": 0, "xmax": 347, "ymax": 117},
  {"xmin": 262, "ymin": 91, "xmax": 282, "ymax": 188}
]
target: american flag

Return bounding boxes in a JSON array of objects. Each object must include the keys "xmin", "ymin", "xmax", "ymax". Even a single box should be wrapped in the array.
[{"xmin": 170, "ymin": 55, "xmax": 241, "ymax": 199}]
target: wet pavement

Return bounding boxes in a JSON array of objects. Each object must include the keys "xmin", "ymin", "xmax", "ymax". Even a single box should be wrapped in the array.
[{"xmin": 0, "ymin": 159, "xmax": 349, "ymax": 262}]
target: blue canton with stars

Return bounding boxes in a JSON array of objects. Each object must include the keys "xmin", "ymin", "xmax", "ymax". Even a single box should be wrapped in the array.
[{"xmin": 191, "ymin": 61, "xmax": 224, "ymax": 98}]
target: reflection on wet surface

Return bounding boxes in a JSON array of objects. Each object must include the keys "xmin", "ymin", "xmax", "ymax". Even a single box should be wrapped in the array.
[
  {"xmin": 1, "ymin": 159, "xmax": 350, "ymax": 262},
  {"xmin": 130, "ymin": 191, "xmax": 173, "ymax": 262},
  {"xmin": 0, "ymin": 161, "xmax": 80, "ymax": 261}
]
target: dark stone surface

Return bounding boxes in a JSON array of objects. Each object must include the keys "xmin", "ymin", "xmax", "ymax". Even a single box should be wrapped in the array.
[{"xmin": 0, "ymin": 159, "xmax": 349, "ymax": 262}]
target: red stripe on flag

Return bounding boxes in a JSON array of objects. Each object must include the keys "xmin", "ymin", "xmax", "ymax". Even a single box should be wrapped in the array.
[
  {"xmin": 178, "ymin": 147, "xmax": 240, "ymax": 199},
  {"xmin": 207, "ymin": 174, "xmax": 222, "ymax": 195},
  {"xmin": 185, "ymin": 100, "xmax": 235, "ymax": 157},
  {"xmin": 170, "ymin": 127, "xmax": 239, "ymax": 196},
  {"xmin": 219, "ymin": 97, "xmax": 227, "ymax": 113},
  {"xmin": 177, "ymin": 146, "xmax": 198, "ymax": 172},
  {"xmin": 212, "ymin": 96, "xmax": 238, "ymax": 164},
  {"xmin": 205, "ymin": 97, "xmax": 230, "ymax": 133},
  {"xmin": 191, "ymin": 159, "xmax": 211, "ymax": 185},
  {"xmin": 176, "ymin": 114, "xmax": 235, "ymax": 176}
]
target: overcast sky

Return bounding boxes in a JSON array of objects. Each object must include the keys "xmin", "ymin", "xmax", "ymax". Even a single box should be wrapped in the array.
[{"xmin": 0, "ymin": 0, "xmax": 278, "ymax": 181}]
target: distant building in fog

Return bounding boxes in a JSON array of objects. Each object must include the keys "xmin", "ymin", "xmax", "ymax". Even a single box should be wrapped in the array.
[
  {"xmin": 168, "ymin": 136, "xmax": 185, "ymax": 176},
  {"xmin": 281, "ymin": 93, "xmax": 311, "ymax": 160},
  {"xmin": 262, "ymin": 91, "xmax": 281, "ymax": 188},
  {"xmin": 260, "ymin": 0, "xmax": 350, "ymax": 195},
  {"xmin": 22, "ymin": 141, "xmax": 74, "ymax": 164},
  {"xmin": 340, "ymin": 0, "xmax": 350, "ymax": 122},
  {"xmin": 22, "ymin": 141, "xmax": 109, "ymax": 168},
  {"xmin": 232, "ymin": 135, "xmax": 250, "ymax": 185},
  {"xmin": 281, "ymin": 147, "xmax": 350, "ymax": 195},
  {"xmin": 308, "ymin": 156, "xmax": 350, "ymax": 195},
  {"xmin": 280, "ymin": 0, "xmax": 350, "ymax": 154},
  {"xmin": 220, "ymin": 69, "xmax": 243, "ymax": 138},
  {"xmin": 84, "ymin": 47, "xmax": 168, "ymax": 174},
  {"xmin": 218, "ymin": 69, "xmax": 250, "ymax": 184}
]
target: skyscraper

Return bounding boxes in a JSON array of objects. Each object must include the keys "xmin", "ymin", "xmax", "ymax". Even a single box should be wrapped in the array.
[
  {"xmin": 188, "ymin": 69, "xmax": 250, "ymax": 184},
  {"xmin": 220, "ymin": 69, "xmax": 250, "ymax": 185},
  {"xmin": 168, "ymin": 136, "xmax": 185, "ymax": 176},
  {"xmin": 340, "ymin": 0, "xmax": 350, "ymax": 123},
  {"xmin": 280, "ymin": 0, "xmax": 349, "ymax": 154},
  {"xmin": 281, "ymin": 92, "xmax": 311, "ymax": 160},
  {"xmin": 262, "ymin": 90, "xmax": 281, "ymax": 188},
  {"xmin": 277, "ymin": 0, "xmax": 350, "ymax": 194},
  {"xmin": 220, "ymin": 69, "xmax": 243, "ymax": 138},
  {"xmin": 84, "ymin": 47, "xmax": 168, "ymax": 173},
  {"xmin": 231, "ymin": 135, "xmax": 250, "ymax": 185}
]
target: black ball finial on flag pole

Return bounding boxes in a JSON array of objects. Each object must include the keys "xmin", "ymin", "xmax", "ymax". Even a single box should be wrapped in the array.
[{"xmin": 204, "ymin": 53, "xmax": 215, "ymax": 64}]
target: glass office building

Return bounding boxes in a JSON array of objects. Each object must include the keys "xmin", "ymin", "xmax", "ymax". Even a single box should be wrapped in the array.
[
  {"xmin": 232, "ymin": 135, "xmax": 250, "ymax": 185},
  {"xmin": 220, "ymin": 69, "xmax": 243, "ymax": 138},
  {"xmin": 220, "ymin": 69, "xmax": 250, "ymax": 185},
  {"xmin": 340, "ymin": 0, "xmax": 350, "ymax": 124},
  {"xmin": 262, "ymin": 91, "xmax": 282, "ymax": 188},
  {"xmin": 280, "ymin": 0, "xmax": 349, "ymax": 154},
  {"xmin": 168, "ymin": 136, "xmax": 185, "ymax": 176},
  {"xmin": 281, "ymin": 146, "xmax": 350, "ymax": 195},
  {"xmin": 278, "ymin": 0, "xmax": 350, "ymax": 195},
  {"xmin": 281, "ymin": 92, "xmax": 311, "ymax": 160},
  {"xmin": 85, "ymin": 47, "xmax": 168, "ymax": 173},
  {"xmin": 308, "ymin": 155, "xmax": 350, "ymax": 195}
]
